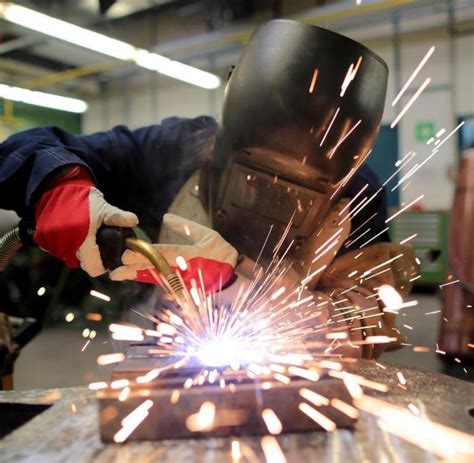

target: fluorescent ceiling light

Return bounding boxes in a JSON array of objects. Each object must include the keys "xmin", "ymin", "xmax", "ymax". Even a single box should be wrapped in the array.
[
  {"xmin": 0, "ymin": 84, "xmax": 88, "ymax": 113},
  {"xmin": 0, "ymin": 2, "xmax": 221, "ymax": 90}
]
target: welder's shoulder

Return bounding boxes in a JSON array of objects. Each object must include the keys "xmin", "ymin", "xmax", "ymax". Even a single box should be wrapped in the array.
[
  {"xmin": 161, "ymin": 116, "xmax": 217, "ymax": 143},
  {"xmin": 160, "ymin": 116, "xmax": 217, "ymax": 158},
  {"xmin": 0, "ymin": 125, "xmax": 78, "ymax": 151}
]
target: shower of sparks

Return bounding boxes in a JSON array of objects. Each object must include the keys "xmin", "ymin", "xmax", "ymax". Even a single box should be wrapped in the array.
[
  {"xmin": 392, "ymin": 46, "xmax": 435, "ymax": 106},
  {"xmin": 87, "ymin": 49, "xmax": 474, "ymax": 455},
  {"xmin": 390, "ymin": 77, "xmax": 431, "ymax": 128}
]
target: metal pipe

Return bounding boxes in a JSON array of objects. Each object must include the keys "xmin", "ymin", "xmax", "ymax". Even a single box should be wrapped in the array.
[{"xmin": 0, "ymin": 226, "xmax": 22, "ymax": 272}]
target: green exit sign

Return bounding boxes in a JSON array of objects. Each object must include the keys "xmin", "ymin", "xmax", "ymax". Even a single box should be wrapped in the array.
[{"xmin": 415, "ymin": 121, "xmax": 436, "ymax": 142}]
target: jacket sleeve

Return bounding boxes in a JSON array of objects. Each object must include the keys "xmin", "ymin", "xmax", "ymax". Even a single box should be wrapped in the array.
[
  {"xmin": 0, "ymin": 116, "xmax": 216, "ymax": 219},
  {"xmin": 0, "ymin": 126, "xmax": 94, "ymax": 215}
]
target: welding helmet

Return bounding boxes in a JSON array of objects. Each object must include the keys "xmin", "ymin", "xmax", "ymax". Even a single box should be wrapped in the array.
[{"xmin": 208, "ymin": 19, "xmax": 388, "ymax": 260}]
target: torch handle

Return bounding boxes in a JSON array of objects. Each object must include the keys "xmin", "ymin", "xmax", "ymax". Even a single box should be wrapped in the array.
[{"xmin": 96, "ymin": 226, "xmax": 136, "ymax": 271}]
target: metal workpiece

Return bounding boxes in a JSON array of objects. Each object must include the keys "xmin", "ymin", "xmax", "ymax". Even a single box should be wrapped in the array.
[
  {"xmin": 97, "ymin": 347, "xmax": 355, "ymax": 441},
  {"xmin": 0, "ymin": 363, "xmax": 473, "ymax": 462},
  {"xmin": 99, "ymin": 377, "xmax": 355, "ymax": 442}
]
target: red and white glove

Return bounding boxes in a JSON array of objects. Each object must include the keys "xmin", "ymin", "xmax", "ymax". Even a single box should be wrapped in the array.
[
  {"xmin": 110, "ymin": 214, "xmax": 238, "ymax": 293},
  {"xmin": 34, "ymin": 166, "xmax": 139, "ymax": 277}
]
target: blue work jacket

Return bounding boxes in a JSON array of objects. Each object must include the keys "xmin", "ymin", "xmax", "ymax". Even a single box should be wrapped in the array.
[{"xmin": 0, "ymin": 116, "xmax": 389, "ymax": 249}]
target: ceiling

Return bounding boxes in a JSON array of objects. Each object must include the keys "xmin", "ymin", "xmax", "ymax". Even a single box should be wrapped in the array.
[{"xmin": 0, "ymin": 0, "xmax": 472, "ymax": 98}]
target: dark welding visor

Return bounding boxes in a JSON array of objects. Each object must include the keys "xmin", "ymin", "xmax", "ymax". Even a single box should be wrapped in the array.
[{"xmin": 209, "ymin": 19, "xmax": 388, "ymax": 260}]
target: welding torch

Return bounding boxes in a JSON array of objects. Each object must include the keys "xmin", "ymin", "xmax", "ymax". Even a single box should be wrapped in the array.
[{"xmin": 96, "ymin": 226, "xmax": 183, "ymax": 294}]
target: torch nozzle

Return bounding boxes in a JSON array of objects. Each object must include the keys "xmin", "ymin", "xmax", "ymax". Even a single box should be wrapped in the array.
[{"xmin": 124, "ymin": 236, "xmax": 183, "ymax": 294}]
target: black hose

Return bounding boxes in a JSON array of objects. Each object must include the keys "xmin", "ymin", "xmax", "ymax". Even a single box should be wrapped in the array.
[{"xmin": 0, "ymin": 227, "xmax": 22, "ymax": 272}]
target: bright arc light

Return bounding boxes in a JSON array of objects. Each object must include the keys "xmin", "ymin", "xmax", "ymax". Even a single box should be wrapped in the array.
[
  {"xmin": 197, "ymin": 340, "xmax": 262, "ymax": 367},
  {"xmin": 0, "ymin": 3, "xmax": 220, "ymax": 90},
  {"xmin": 0, "ymin": 83, "xmax": 87, "ymax": 113}
]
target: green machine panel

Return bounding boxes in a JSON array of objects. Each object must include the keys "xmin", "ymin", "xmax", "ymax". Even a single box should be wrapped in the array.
[{"xmin": 390, "ymin": 211, "xmax": 449, "ymax": 285}]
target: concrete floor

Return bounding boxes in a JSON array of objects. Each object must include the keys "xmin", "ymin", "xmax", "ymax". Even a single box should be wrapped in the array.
[{"xmin": 13, "ymin": 292, "xmax": 473, "ymax": 390}]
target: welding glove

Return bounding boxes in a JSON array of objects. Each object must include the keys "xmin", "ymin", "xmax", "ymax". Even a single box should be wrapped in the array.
[
  {"xmin": 34, "ymin": 166, "xmax": 139, "ymax": 277},
  {"xmin": 110, "ymin": 214, "xmax": 239, "ymax": 294}
]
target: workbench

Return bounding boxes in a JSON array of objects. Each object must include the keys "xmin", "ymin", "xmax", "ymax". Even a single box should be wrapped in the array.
[{"xmin": 0, "ymin": 363, "xmax": 473, "ymax": 463}]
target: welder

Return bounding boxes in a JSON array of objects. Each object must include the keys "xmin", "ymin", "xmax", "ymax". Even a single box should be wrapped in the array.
[{"xmin": 0, "ymin": 20, "xmax": 417, "ymax": 360}]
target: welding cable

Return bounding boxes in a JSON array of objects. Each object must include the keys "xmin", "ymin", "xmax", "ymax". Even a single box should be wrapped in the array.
[{"xmin": 0, "ymin": 226, "xmax": 22, "ymax": 272}]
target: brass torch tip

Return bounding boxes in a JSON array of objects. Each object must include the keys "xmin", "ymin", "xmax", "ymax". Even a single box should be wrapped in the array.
[{"xmin": 124, "ymin": 237, "xmax": 183, "ymax": 293}]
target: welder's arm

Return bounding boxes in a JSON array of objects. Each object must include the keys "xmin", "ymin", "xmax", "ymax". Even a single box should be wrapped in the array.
[
  {"xmin": 110, "ymin": 214, "xmax": 239, "ymax": 293},
  {"xmin": 0, "ymin": 124, "xmax": 164, "ymax": 214},
  {"xmin": 34, "ymin": 166, "xmax": 138, "ymax": 277}
]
